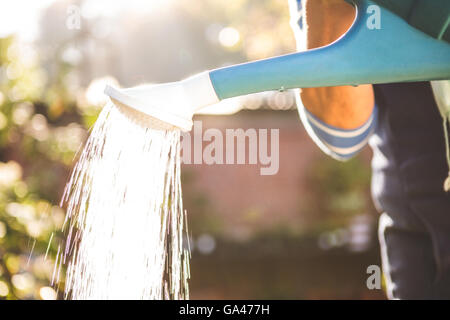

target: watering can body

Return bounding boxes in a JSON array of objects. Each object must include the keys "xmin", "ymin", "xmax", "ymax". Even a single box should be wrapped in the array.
[
  {"xmin": 209, "ymin": 0, "xmax": 450, "ymax": 100},
  {"xmin": 369, "ymin": 0, "xmax": 450, "ymax": 43}
]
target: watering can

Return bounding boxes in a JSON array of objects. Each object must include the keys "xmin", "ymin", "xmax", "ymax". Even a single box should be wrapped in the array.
[
  {"xmin": 105, "ymin": 0, "xmax": 450, "ymax": 131},
  {"xmin": 208, "ymin": 0, "xmax": 450, "ymax": 100}
]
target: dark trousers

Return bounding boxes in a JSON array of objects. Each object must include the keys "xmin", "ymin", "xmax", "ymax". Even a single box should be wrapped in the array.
[
  {"xmin": 371, "ymin": 82, "xmax": 450, "ymax": 299},
  {"xmin": 379, "ymin": 209, "xmax": 450, "ymax": 299}
]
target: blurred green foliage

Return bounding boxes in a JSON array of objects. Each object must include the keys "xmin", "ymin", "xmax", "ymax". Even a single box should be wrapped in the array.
[
  {"xmin": 0, "ymin": 36, "xmax": 97, "ymax": 299},
  {"xmin": 179, "ymin": 0, "xmax": 295, "ymax": 59},
  {"xmin": 303, "ymin": 154, "xmax": 375, "ymax": 232}
]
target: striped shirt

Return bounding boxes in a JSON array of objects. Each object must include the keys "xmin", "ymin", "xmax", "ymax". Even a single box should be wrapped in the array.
[{"xmin": 298, "ymin": 102, "xmax": 378, "ymax": 160}]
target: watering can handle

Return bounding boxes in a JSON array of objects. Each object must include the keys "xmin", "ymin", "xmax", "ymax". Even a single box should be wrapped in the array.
[{"xmin": 208, "ymin": 0, "xmax": 450, "ymax": 100}]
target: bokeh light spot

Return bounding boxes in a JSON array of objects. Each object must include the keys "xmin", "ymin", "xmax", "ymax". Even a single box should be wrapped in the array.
[{"xmin": 219, "ymin": 27, "xmax": 241, "ymax": 48}]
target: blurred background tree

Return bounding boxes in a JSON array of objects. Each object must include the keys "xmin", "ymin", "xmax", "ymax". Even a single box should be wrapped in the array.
[{"xmin": 0, "ymin": 35, "xmax": 86, "ymax": 299}]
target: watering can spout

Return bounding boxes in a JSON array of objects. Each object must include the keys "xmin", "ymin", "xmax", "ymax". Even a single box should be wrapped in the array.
[{"xmin": 208, "ymin": 0, "xmax": 450, "ymax": 99}]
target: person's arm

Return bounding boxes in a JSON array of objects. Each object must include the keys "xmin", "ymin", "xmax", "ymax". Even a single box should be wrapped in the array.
[{"xmin": 298, "ymin": 0, "xmax": 376, "ymax": 159}]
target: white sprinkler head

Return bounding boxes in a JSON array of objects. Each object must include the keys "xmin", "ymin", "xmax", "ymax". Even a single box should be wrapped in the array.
[{"xmin": 104, "ymin": 72, "xmax": 219, "ymax": 131}]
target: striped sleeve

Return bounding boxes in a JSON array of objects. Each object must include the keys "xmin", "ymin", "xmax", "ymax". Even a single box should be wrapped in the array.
[{"xmin": 298, "ymin": 104, "xmax": 378, "ymax": 161}]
